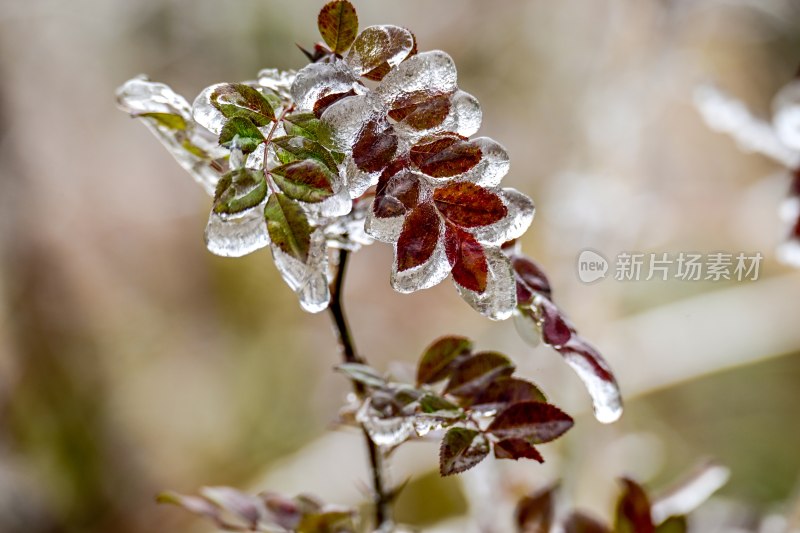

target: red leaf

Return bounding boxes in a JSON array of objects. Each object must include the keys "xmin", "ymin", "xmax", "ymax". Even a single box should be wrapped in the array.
[
  {"xmin": 563, "ymin": 512, "xmax": 611, "ymax": 533},
  {"xmin": 446, "ymin": 225, "xmax": 489, "ymax": 293},
  {"xmin": 416, "ymin": 336, "xmax": 473, "ymax": 386},
  {"xmin": 615, "ymin": 478, "xmax": 655, "ymax": 533},
  {"xmin": 540, "ymin": 298, "xmax": 572, "ymax": 346},
  {"xmin": 410, "ymin": 134, "xmax": 482, "ymax": 178},
  {"xmin": 433, "ymin": 182, "xmax": 507, "ymax": 228},
  {"xmin": 313, "ymin": 89, "xmax": 357, "ymax": 117},
  {"xmin": 511, "ymin": 254, "xmax": 552, "ymax": 304},
  {"xmin": 388, "ymin": 91, "xmax": 452, "ymax": 130},
  {"xmin": 514, "ymin": 485, "xmax": 555, "ymax": 533},
  {"xmin": 486, "ymin": 401, "xmax": 574, "ymax": 443},
  {"xmin": 444, "ymin": 351, "xmax": 515, "ymax": 397},
  {"xmin": 396, "ymin": 202, "xmax": 441, "ymax": 271},
  {"xmin": 439, "ymin": 427, "xmax": 489, "ymax": 476},
  {"xmin": 352, "ymin": 119, "xmax": 398, "ymax": 173},
  {"xmin": 469, "ymin": 377, "xmax": 546, "ymax": 413},
  {"xmin": 317, "ymin": 0, "xmax": 359, "ymax": 55},
  {"xmin": 495, "ymin": 439, "xmax": 544, "ymax": 463}
]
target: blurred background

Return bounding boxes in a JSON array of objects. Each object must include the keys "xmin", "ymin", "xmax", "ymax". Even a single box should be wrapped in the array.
[{"xmin": 1, "ymin": 0, "xmax": 800, "ymax": 531}]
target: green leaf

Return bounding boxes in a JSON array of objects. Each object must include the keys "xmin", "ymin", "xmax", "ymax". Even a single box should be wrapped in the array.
[
  {"xmin": 317, "ymin": 0, "xmax": 359, "ymax": 55},
  {"xmin": 614, "ymin": 478, "xmax": 655, "ymax": 533},
  {"xmin": 419, "ymin": 393, "xmax": 460, "ymax": 414},
  {"xmin": 218, "ymin": 116, "xmax": 265, "ymax": 153},
  {"xmin": 416, "ymin": 336, "xmax": 473, "ymax": 386},
  {"xmin": 335, "ymin": 363, "xmax": 387, "ymax": 389},
  {"xmin": 212, "ymin": 169, "xmax": 268, "ymax": 215},
  {"xmin": 443, "ymin": 351, "xmax": 515, "ymax": 397},
  {"xmin": 439, "ymin": 427, "xmax": 489, "ymax": 476},
  {"xmin": 272, "ymin": 136, "xmax": 339, "ymax": 173},
  {"xmin": 137, "ymin": 112, "xmax": 187, "ymax": 130},
  {"xmin": 211, "ymin": 83, "xmax": 275, "ymax": 126},
  {"xmin": 181, "ymin": 138, "xmax": 209, "ymax": 158},
  {"xmin": 264, "ymin": 193, "xmax": 313, "ymax": 262},
  {"xmin": 283, "ymin": 112, "xmax": 322, "ymax": 141},
  {"xmin": 486, "ymin": 401, "xmax": 573, "ymax": 443},
  {"xmin": 270, "ymin": 160, "xmax": 335, "ymax": 203}
]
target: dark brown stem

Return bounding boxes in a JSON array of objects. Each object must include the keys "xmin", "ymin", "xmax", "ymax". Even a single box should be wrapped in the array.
[{"xmin": 327, "ymin": 247, "xmax": 392, "ymax": 528}]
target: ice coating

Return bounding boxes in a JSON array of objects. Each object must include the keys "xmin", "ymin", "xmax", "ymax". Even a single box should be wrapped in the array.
[
  {"xmin": 205, "ymin": 205, "xmax": 270, "ymax": 257},
  {"xmin": 346, "ymin": 25, "xmax": 415, "ymax": 77},
  {"xmin": 192, "ymin": 83, "xmax": 229, "ymax": 136},
  {"xmin": 375, "ymin": 51, "xmax": 458, "ymax": 105},
  {"xmin": 650, "ymin": 462, "xmax": 730, "ymax": 524},
  {"xmin": 466, "ymin": 188, "xmax": 535, "ymax": 245},
  {"xmin": 356, "ymin": 400, "xmax": 415, "ymax": 450},
  {"xmin": 558, "ymin": 336, "xmax": 622, "ymax": 424},
  {"xmin": 319, "ymin": 94, "xmax": 381, "ymax": 152},
  {"xmin": 512, "ymin": 308, "xmax": 541, "ymax": 348},
  {"xmin": 323, "ymin": 198, "xmax": 375, "ymax": 251},
  {"xmin": 772, "ymin": 79, "xmax": 800, "ymax": 151},
  {"xmin": 453, "ymin": 247, "xmax": 516, "ymax": 320},
  {"xmin": 116, "ymin": 77, "xmax": 225, "ymax": 195},
  {"xmin": 364, "ymin": 202, "xmax": 405, "ymax": 243},
  {"xmin": 269, "ymin": 229, "xmax": 330, "ymax": 313},
  {"xmin": 116, "ymin": 76, "xmax": 192, "ymax": 116},
  {"xmin": 290, "ymin": 60, "xmax": 363, "ymax": 111},
  {"xmin": 391, "ymin": 223, "xmax": 453, "ymax": 293},
  {"xmin": 694, "ymin": 84, "xmax": 800, "ymax": 169},
  {"xmin": 444, "ymin": 90, "xmax": 483, "ymax": 138},
  {"xmin": 257, "ymin": 68, "xmax": 296, "ymax": 101}
]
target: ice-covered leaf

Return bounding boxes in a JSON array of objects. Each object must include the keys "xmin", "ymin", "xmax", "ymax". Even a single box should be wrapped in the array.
[
  {"xmin": 352, "ymin": 119, "xmax": 398, "ymax": 173},
  {"xmin": 137, "ymin": 112, "xmax": 187, "ymax": 130},
  {"xmin": 466, "ymin": 188, "xmax": 534, "ymax": 245},
  {"xmin": 218, "ymin": 116, "xmax": 265, "ymax": 153},
  {"xmin": 205, "ymin": 206, "xmax": 269, "ymax": 258},
  {"xmin": 410, "ymin": 134, "xmax": 482, "ymax": 178},
  {"xmin": 335, "ymin": 363, "xmax": 387, "ymax": 389},
  {"xmin": 396, "ymin": 202, "xmax": 441, "ymax": 271},
  {"xmin": 264, "ymin": 193, "xmax": 313, "ymax": 262},
  {"xmin": 283, "ymin": 112, "xmax": 322, "ymax": 141},
  {"xmin": 433, "ymin": 182, "xmax": 507, "ymax": 228},
  {"xmin": 511, "ymin": 254, "xmax": 552, "ymax": 304},
  {"xmin": 357, "ymin": 400, "xmax": 415, "ymax": 449},
  {"xmin": 439, "ymin": 427, "xmax": 489, "ymax": 476},
  {"xmin": 514, "ymin": 485, "xmax": 555, "ymax": 533},
  {"xmin": 272, "ymin": 135, "xmax": 338, "ymax": 172},
  {"xmin": 313, "ymin": 89, "xmax": 358, "ymax": 117},
  {"xmin": 556, "ymin": 334, "xmax": 622, "ymax": 424},
  {"xmin": 539, "ymin": 298, "xmax": 572, "ymax": 347},
  {"xmin": 347, "ymin": 25, "xmax": 415, "ymax": 80},
  {"xmin": 446, "ymin": 225, "xmax": 489, "ymax": 293},
  {"xmin": 291, "ymin": 60, "xmax": 362, "ymax": 112},
  {"xmin": 256, "ymin": 68, "xmax": 296, "ymax": 100},
  {"xmin": 213, "ymin": 169, "xmax": 268, "ymax": 215},
  {"xmin": 389, "ymin": 91, "xmax": 452, "ymax": 131},
  {"xmin": 212, "ymin": 83, "xmax": 275, "ymax": 124},
  {"xmin": 416, "ymin": 335, "xmax": 473, "ymax": 386},
  {"xmin": 271, "ymin": 160, "xmax": 335, "ymax": 203},
  {"xmin": 374, "ymin": 169, "xmax": 424, "ymax": 218},
  {"xmin": 495, "ymin": 438, "xmax": 544, "ymax": 463},
  {"xmin": 468, "ymin": 377, "xmax": 546, "ymax": 413},
  {"xmin": 318, "ymin": 0, "xmax": 359, "ymax": 55},
  {"xmin": 454, "ymin": 246, "xmax": 517, "ymax": 320},
  {"xmin": 270, "ymin": 229, "xmax": 330, "ymax": 313},
  {"xmin": 486, "ymin": 401, "xmax": 573, "ymax": 443},
  {"xmin": 563, "ymin": 513, "xmax": 610, "ymax": 533},
  {"xmin": 376, "ymin": 51, "xmax": 458, "ymax": 105},
  {"xmin": 444, "ymin": 351, "xmax": 515, "ymax": 397},
  {"xmin": 615, "ymin": 478, "xmax": 655, "ymax": 533}
]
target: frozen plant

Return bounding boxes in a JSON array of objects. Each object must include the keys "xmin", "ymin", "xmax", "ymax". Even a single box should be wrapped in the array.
[
  {"xmin": 695, "ymin": 77, "xmax": 800, "ymax": 267},
  {"xmin": 116, "ymin": 1, "xmax": 622, "ymax": 530}
]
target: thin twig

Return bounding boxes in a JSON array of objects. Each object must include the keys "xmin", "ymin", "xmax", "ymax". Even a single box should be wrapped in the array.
[{"xmin": 327, "ymin": 247, "xmax": 392, "ymax": 528}]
